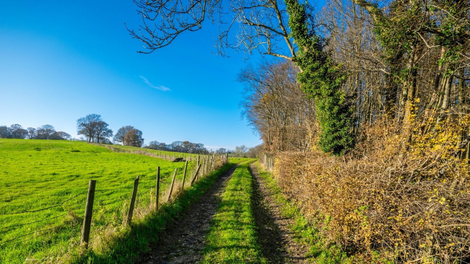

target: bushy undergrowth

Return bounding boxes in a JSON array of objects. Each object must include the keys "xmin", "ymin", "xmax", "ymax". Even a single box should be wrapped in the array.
[{"xmin": 268, "ymin": 115, "xmax": 470, "ymax": 263}]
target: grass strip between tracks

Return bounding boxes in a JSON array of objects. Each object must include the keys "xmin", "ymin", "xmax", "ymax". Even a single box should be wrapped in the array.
[{"xmin": 201, "ymin": 161, "xmax": 268, "ymax": 264}]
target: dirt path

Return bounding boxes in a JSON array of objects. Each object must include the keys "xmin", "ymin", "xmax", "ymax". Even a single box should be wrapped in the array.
[
  {"xmin": 249, "ymin": 164, "xmax": 310, "ymax": 263},
  {"xmin": 138, "ymin": 165, "xmax": 237, "ymax": 264}
]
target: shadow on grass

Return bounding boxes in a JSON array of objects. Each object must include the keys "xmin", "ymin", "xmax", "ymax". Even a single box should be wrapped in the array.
[
  {"xmin": 249, "ymin": 165, "xmax": 287, "ymax": 264},
  {"xmin": 71, "ymin": 163, "xmax": 235, "ymax": 264}
]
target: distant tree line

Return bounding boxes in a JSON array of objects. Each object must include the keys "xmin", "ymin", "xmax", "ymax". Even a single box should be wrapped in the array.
[
  {"xmin": 145, "ymin": 140, "xmax": 209, "ymax": 154},
  {"xmin": 0, "ymin": 124, "xmax": 71, "ymax": 140},
  {"xmin": 217, "ymin": 144, "xmax": 263, "ymax": 158},
  {"xmin": 145, "ymin": 141, "xmax": 262, "ymax": 157},
  {"xmin": 2, "ymin": 114, "xmax": 258, "ymax": 155}
]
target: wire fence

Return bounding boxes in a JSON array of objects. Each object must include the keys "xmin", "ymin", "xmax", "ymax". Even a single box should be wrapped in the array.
[
  {"xmin": 0, "ymin": 217, "xmax": 69, "ymax": 246},
  {"xmin": 1, "ymin": 213, "xmax": 67, "ymax": 233},
  {"xmin": 0, "ymin": 154, "xmax": 229, "ymax": 260},
  {"xmin": 4, "ymin": 192, "xmax": 85, "ymax": 216}
]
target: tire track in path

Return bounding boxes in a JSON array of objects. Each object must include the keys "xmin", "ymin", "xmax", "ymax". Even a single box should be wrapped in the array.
[
  {"xmin": 138, "ymin": 165, "xmax": 237, "ymax": 264},
  {"xmin": 250, "ymin": 164, "xmax": 310, "ymax": 263}
]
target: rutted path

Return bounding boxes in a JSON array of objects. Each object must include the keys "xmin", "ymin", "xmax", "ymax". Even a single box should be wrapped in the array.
[
  {"xmin": 138, "ymin": 165, "xmax": 237, "ymax": 264},
  {"xmin": 249, "ymin": 164, "xmax": 310, "ymax": 263},
  {"xmin": 138, "ymin": 163, "xmax": 310, "ymax": 263}
]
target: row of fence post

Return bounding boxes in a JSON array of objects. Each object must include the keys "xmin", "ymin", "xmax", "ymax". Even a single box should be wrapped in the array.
[{"xmin": 80, "ymin": 154, "xmax": 227, "ymax": 248}]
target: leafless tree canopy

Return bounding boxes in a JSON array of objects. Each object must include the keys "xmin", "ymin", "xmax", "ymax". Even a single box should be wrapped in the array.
[
  {"xmin": 239, "ymin": 60, "xmax": 316, "ymax": 152},
  {"xmin": 129, "ymin": 0, "xmax": 305, "ymax": 60},
  {"xmin": 77, "ymin": 114, "xmax": 113, "ymax": 143}
]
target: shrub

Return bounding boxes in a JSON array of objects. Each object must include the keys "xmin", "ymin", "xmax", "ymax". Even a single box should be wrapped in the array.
[{"xmin": 268, "ymin": 114, "xmax": 470, "ymax": 262}]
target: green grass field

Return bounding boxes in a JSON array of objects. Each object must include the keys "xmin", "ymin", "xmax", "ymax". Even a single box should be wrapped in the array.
[
  {"xmin": 101, "ymin": 144, "xmax": 201, "ymax": 160},
  {"xmin": 201, "ymin": 161, "xmax": 268, "ymax": 263},
  {"xmin": 0, "ymin": 139, "xmax": 198, "ymax": 263}
]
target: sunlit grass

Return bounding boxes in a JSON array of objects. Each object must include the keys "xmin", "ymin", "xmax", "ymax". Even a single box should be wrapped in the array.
[
  {"xmin": 0, "ymin": 139, "xmax": 196, "ymax": 263},
  {"xmin": 202, "ymin": 161, "xmax": 267, "ymax": 263},
  {"xmin": 69, "ymin": 162, "xmax": 236, "ymax": 264}
]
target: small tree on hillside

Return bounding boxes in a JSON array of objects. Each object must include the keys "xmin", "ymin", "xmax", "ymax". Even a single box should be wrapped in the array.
[
  {"xmin": 77, "ymin": 114, "xmax": 112, "ymax": 143},
  {"xmin": 113, "ymin": 125, "xmax": 135, "ymax": 144},
  {"xmin": 124, "ymin": 129, "xmax": 144, "ymax": 147},
  {"xmin": 94, "ymin": 121, "xmax": 113, "ymax": 143},
  {"xmin": 146, "ymin": 140, "xmax": 160, "ymax": 149}
]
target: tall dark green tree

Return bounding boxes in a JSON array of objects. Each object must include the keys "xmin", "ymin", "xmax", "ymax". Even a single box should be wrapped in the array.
[{"xmin": 286, "ymin": 0, "xmax": 355, "ymax": 155}]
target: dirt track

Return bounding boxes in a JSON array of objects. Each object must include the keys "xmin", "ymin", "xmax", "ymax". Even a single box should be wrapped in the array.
[
  {"xmin": 250, "ymin": 164, "xmax": 310, "ymax": 263},
  {"xmin": 138, "ymin": 163, "xmax": 310, "ymax": 263},
  {"xmin": 138, "ymin": 166, "xmax": 237, "ymax": 264}
]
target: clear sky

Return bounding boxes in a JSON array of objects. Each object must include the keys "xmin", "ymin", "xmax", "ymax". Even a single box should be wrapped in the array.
[{"xmin": 0, "ymin": 1, "xmax": 324, "ymax": 151}]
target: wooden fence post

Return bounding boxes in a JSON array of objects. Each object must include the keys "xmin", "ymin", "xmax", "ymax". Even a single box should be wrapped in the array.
[
  {"xmin": 127, "ymin": 176, "xmax": 140, "ymax": 225},
  {"xmin": 81, "ymin": 180, "xmax": 96, "ymax": 248},
  {"xmin": 156, "ymin": 167, "xmax": 160, "ymax": 211},
  {"xmin": 167, "ymin": 168, "xmax": 178, "ymax": 202},
  {"xmin": 181, "ymin": 161, "xmax": 188, "ymax": 190},
  {"xmin": 204, "ymin": 156, "xmax": 208, "ymax": 175},
  {"xmin": 190, "ymin": 164, "xmax": 202, "ymax": 186}
]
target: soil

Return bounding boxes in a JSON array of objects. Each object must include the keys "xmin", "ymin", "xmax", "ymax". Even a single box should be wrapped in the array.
[
  {"xmin": 249, "ymin": 164, "xmax": 310, "ymax": 263},
  {"xmin": 137, "ymin": 165, "xmax": 237, "ymax": 264},
  {"xmin": 138, "ymin": 163, "xmax": 310, "ymax": 263}
]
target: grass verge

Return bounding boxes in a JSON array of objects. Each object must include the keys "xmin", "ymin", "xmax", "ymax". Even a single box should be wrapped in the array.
[
  {"xmin": 67, "ymin": 162, "xmax": 236, "ymax": 263},
  {"xmin": 255, "ymin": 162, "xmax": 352, "ymax": 264},
  {"xmin": 201, "ymin": 161, "xmax": 268, "ymax": 264}
]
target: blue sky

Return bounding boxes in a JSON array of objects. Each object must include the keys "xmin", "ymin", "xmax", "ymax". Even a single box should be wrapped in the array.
[{"xmin": 0, "ymin": 1, "xmax": 324, "ymax": 151}]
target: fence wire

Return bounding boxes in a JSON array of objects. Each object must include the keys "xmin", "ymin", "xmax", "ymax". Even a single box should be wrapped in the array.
[
  {"xmin": 1, "ymin": 213, "xmax": 67, "ymax": 233},
  {"xmin": 0, "ymin": 222, "xmax": 67, "ymax": 246},
  {"xmin": 4, "ymin": 192, "xmax": 84, "ymax": 216}
]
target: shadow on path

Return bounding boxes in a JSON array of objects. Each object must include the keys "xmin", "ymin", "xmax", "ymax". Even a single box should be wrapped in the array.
[
  {"xmin": 137, "ymin": 165, "xmax": 238, "ymax": 264},
  {"xmin": 249, "ymin": 164, "xmax": 310, "ymax": 264}
]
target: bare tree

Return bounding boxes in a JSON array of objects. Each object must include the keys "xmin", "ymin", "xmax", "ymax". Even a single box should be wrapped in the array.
[
  {"xmin": 145, "ymin": 140, "xmax": 160, "ymax": 149},
  {"xmin": 26, "ymin": 127, "xmax": 37, "ymax": 139},
  {"xmin": 37, "ymin": 125, "xmax": 56, "ymax": 140},
  {"xmin": 0, "ymin": 126, "xmax": 9, "ymax": 138},
  {"xmin": 77, "ymin": 114, "xmax": 112, "ymax": 143},
  {"xmin": 129, "ymin": 0, "xmax": 303, "ymax": 60},
  {"xmin": 113, "ymin": 125, "xmax": 136, "ymax": 144},
  {"xmin": 10, "ymin": 124, "xmax": 28, "ymax": 139},
  {"xmin": 124, "ymin": 129, "xmax": 144, "ymax": 147},
  {"xmin": 240, "ymin": 60, "xmax": 316, "ymax": 152},
  {"xmin": 95, "ymin": 121, "xmax": 113, "ymax": 143}
]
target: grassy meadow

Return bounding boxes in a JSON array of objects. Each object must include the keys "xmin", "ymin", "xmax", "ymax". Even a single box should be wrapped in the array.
[{"xmin": 0, "ymin": 139, "xmax": 197, "ymax": 263}]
